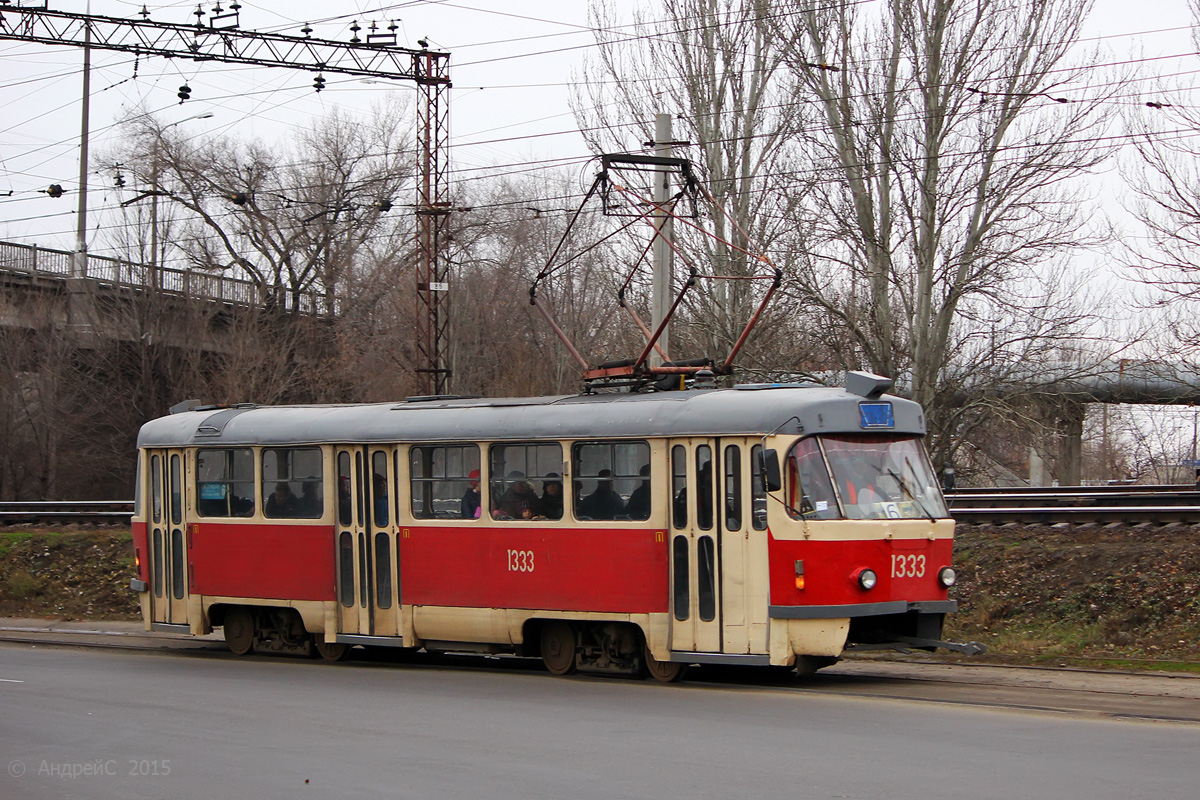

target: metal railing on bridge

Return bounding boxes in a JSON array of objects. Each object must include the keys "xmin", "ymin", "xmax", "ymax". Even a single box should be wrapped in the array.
[{"xmin": 0, "ymin": 240, "xmax": 331, "ymax": 315}]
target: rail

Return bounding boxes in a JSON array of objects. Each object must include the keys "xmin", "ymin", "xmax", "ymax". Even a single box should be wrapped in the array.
[
  {"xmin": 0, "ymin": 240, "xmax": 331, "ymax": 315},
  {"xmin": 946, "ymin": 485, "xmax": 1200, "ymax": 525},
  {"xmin": 0, "ymin": 501, "xmax": 133, "ymax": 525},
  {"xmin": 6, "ymin": 488, "xmax": 1200, "ymax": 526}
]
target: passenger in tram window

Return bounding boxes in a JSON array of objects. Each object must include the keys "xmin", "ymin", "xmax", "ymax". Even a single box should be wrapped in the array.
[
  {"xmin": 581, "ymin": 469, "xmax": 625, "ymax": 520},
  {"xmin": 299, "ymin": 480, "xmax": 323, "ymax": 518},
  {"xmin": 624, "ymin": 464, "xmax": 651, "ymax": 521},
  {"xmin": 461, "ymin": 469, "xmax": 482, "ymax": 519},
  {"xmin": 338, "ymin": 476, "xmax": 353, "ymax": 522},
  {"xmin": 235, "ymin": 495, "xmax": 255, "ymax": 517},
  {"xmin": 672, "ymin": 463, "xmax": 713, "ymax": 527},
  {"xmin": 373, "ymin": 473, "xmax": 389, "ymax": 527},
  {"xmin": 539, "ymin": 473, "xmax": 564, "ymax": 520},
  {"xmin": 266, "ymin": 482, "xmax": 298, "ymax": 517},
  {"xmin": 497, "ymin": 471, "xmax": 540, "ymax": 519}
]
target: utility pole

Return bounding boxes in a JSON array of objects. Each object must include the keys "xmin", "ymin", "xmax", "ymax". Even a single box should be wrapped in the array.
[
  {"xmin": 650, "ymin": 113, "xmax": 674, "ymax": 367},
  {"xmin": 66, "ymin": 15, "xmax": 93, "ymax": 334}
]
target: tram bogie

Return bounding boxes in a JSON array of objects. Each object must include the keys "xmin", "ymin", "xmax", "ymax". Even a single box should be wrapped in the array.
[{"xmin": 130, "ymin": 374, "xmax": 974, "ymax": 680}]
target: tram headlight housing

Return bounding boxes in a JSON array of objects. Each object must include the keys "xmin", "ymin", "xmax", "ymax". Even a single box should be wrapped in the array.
[
  {"xmin": 938, "ymin": 566, "xmax": 957, "ymax": 588},
  {"xmin": 855, "ymin": 568, "xmax": 877, "ymax": 591}
]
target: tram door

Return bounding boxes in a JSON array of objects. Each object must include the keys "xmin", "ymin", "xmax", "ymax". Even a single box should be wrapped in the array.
[
  {"xmin": 147, "ymin": 449, "xmax": 189, "ymax": 627},
  {"xmin": 668, "ymin": 439, "xmax": 723, "ymax": 653},
  {"xmin": 335, "ymin": 447, "xmax": 401, "ymax": 636}
]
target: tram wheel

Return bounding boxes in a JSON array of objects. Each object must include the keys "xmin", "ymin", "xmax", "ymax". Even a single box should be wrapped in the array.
[
  {"xmin": 643, "ymin": 644, "xmax": 686, "ymax": 683},
  {"xmin": 540, "ymin": 621, "xmax": 577, "ymax": 675},
  {"xmin": 223, "ymin": 607, "xmax": 255, "ymax": 656},
  {"xmin": 313, "ymin": 638, "xmax": 350, "ymax": 662}
]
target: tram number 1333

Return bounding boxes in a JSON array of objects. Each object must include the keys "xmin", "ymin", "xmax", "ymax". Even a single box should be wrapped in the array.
[
  {"xmin": 507, "ymin": 549, "xmax": 535, "ymax": 573},
  {"xmin": 890, "ymin": 553, "xmax": 926, "ymax": 579}
]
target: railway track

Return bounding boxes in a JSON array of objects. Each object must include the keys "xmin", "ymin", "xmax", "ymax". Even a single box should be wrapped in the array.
[
  {"xmin": 4, "ymin": 488, "xmax": 1200, "ymax": 526},
  {"xmin": 946, "ymin": 485, "xmax": 1200, "ymax": 525},
  {"xmin": 0, "ymin": 501, "xmax": 133, "ymax": 525}
]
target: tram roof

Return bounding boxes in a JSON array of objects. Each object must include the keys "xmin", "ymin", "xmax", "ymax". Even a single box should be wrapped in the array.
[{"xmin": 136, "ymin": 385, "xmax": 927, "ymax": 448}]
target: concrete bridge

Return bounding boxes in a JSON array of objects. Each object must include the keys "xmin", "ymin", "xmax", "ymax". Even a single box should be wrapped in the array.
[{"xmin": 0, "ymin": 239, "xmax": 328, "ymax": 349}]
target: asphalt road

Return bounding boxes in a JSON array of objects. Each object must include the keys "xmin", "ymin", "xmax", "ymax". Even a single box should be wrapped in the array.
[{"xmin": 1, "ymin": 641, "xmax": 1197, "ymax": 800}]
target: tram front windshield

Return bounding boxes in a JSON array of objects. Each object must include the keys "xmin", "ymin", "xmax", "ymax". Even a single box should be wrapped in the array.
[{"xmin": 785, "ymin": 434, "xmax": 949, "ymax": 520}]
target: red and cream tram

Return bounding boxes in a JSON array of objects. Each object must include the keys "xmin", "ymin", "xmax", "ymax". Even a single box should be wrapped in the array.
[{"xmin": 129, "ymin": 372, "xmax": 968, "ymax": 680}]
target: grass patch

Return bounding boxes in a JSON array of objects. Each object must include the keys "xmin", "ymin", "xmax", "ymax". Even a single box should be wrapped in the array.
[
  {"xmin": 4, "ymin": 569, "xmax": 44, "ymax": 599},
  {"xmin": 0, "ymin": 531, "xmax": 41, "ymax": 558}
]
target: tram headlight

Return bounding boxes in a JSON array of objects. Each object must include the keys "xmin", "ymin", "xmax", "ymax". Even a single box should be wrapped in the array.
[
  {"xmin": 938, "ymin": 567, "xmax": 957, "ymax": 588},
  {"xmin": 855, "ymin": 568, "xmax": 878, "ymax": 591}
]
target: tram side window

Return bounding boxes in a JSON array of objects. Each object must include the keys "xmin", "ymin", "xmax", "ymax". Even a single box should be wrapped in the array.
[
  {"xmin": 196, "ymin": 449, "xmax": 255, "ymax": 517},
  {"xmin": 411, "ymin": 444, "xmax": 481, "ymax": 520},
  {"xmin": 572, "ymin": 441, "xmax": 650, "ymax": 521},
  {"xmin": 724, "ymin": 445, "xmax": 742, "ymax": 531},
  {"xmin": 262, "ymin": 447, "xmax": 324, "ymax": 519},
  {"xmin": 671, "ymin": 445, "xmax": 687, "ymax": 529},
  {"xmin": 750, "ymin": 445, "xmax": 768, "ymax": 530},
  {"xmin": 490, "ymin": 443, "xmax": 563, "ymax": 521},
  {"xmin": 150, "ymin": 454, "xmax": 162, "ymax": 524}
]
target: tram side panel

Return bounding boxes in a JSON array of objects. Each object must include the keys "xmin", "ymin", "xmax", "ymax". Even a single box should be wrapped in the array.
[
  {"xmin": 188, "ymin": 521, "xmax": 335, "ymax": 602},
  {"xmin": 402, "ymin": 525, "xmax": 667, "ymax": 612}
]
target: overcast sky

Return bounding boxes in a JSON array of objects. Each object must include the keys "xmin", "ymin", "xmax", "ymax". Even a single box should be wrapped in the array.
[{"xmin": 0, "ymin": 0, "xmax": 1195, "ymax": 253}]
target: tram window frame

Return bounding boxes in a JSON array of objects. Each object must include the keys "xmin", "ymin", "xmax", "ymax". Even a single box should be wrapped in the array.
[
  {"xmin": 410, "ymin": 444, "xmax": 481, "ymax": 521},
  {"xmin": 672, "ymin": 535, "xmax": 690, "ymax": 621},
  {"xmin": 489, "ymin": 443, "xmax": 563, "ymax": 521},
  {"xmin": 671, "ymin": 445, "xmax": 687, "ymax": 529},
  {"xmin": 785, "ymin": 436, "xmax": 842, "ymax": 521},
  {"xmin": 371, "ymin": 451, "xmax": 390, "ymax": 528},
  {"xmin": 750, "ymin": 445, "xmax": 768, "ymax": 530},
  {"xmin": 262, "ymin": 447, "xmax": 324, "ymax": 520},
  {"xmin": 195, "ymin": 448, "xmax": 255, "ymax": 518},
  {"xmin": 571, "ymin": 440, "xmax": 649, "ymax": 522},
  {"xmin": 337, "ymin": 452, "xmax": 352, "ymax": 527},
  {"xmin": 152, "ymin": 530, "xmax": 163, "ymax": 597},
  {"xmin": 169, "ymin": 454, "xmax": 182, "ymax": 525},
  {"xmin": 724, "ymin": 445, "xmax": 743, "ymax": 531},
  {"xmin": 150, "ymin": 454, "xmax": 162, "ymax": 525},
  {"xmin": 695, "ymin": 445, "xmax": 714, "ymax": 531},
  {"xmin": 133, "ymin": 452, "xmax": 144, "ymax": 519}
]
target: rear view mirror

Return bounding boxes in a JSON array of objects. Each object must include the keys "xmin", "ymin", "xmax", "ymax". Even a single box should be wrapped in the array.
[{"xmin": 757, "ymin": 448, "xmax": 781, "ymax": 493}]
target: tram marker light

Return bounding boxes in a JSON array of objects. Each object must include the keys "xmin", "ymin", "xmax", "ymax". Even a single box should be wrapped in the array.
[{"xmin": 794, "ymin": 560, "xmax": 805, "ymax": 590}]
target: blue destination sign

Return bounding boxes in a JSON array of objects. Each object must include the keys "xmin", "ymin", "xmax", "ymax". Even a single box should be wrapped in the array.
[{"xmin": 859, "ymin": 402, "xmax": 894, "ymax": 429}]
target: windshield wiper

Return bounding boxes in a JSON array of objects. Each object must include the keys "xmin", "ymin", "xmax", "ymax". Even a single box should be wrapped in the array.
[{"xmin": 887, "ymin": 464, "xmax": 937, "ymax": 522}]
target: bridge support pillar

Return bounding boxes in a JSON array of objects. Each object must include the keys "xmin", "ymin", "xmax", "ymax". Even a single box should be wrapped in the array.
[
  {"xmin": 65, "ymin": 277, "xmax": 98, "ymax": 341},
  {"xmin": 1056, "ymin": 400, "xmax": 1085, "ymax": 486}
]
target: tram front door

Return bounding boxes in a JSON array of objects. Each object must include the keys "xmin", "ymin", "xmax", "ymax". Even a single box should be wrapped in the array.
[
  {"xmin": 667, "ymin": 439, "xmax": 723, "ymax": 653},
  {"xmin": 147, "ymin": 449, "xmax": 189, "ymax": 628},
  {"xmin": 334, "ymin": 447, "xmax": 401, "ymax": 638}
]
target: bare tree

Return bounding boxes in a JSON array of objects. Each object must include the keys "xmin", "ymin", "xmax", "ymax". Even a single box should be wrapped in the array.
[
  {"xmin": 112, "ymin": 101, "xmax": 413, "ymax": 315},
  {"xmin": 782, "ymin": 0, "xmax": 1122, "ymax": 468},
  {"xmin": 1122, "ymin": 2, "xmax": 1200, "ymax": 352}
]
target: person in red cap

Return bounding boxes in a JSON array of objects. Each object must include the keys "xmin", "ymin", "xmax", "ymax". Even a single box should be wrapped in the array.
[{"xmin": 461, "ymin": 469, "xmax": 482, "ymax": 519}]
